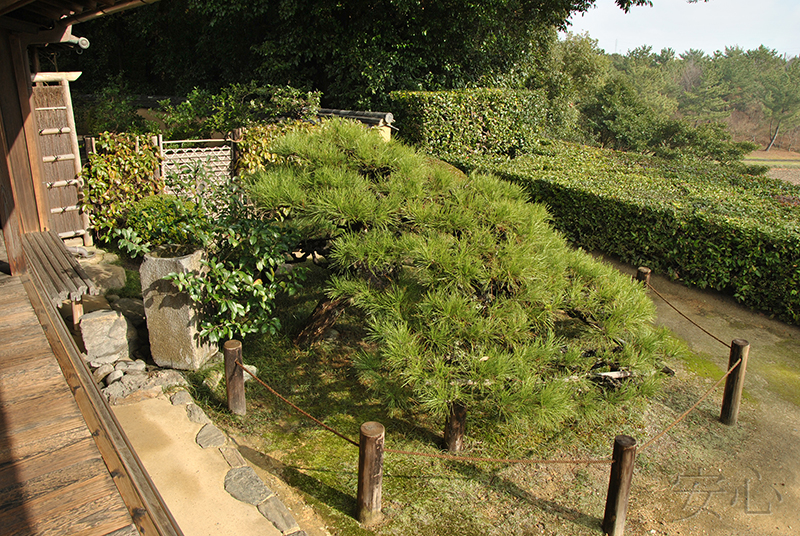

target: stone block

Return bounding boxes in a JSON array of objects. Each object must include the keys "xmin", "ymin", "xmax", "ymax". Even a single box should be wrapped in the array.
[
  {"xmin": 81, "ymin": 309, "xmax": 137, "ymax": 364},
  {"xmin": 196, "ymin": 424, "xmax": 226, "ymax": 448},
  {"xmin": 140, "ymin": 248, "xmax": 215, "ymax": 370}
]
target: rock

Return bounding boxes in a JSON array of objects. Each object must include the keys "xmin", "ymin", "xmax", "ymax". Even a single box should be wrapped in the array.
[
  {"xmin": 81, "ymin": 309, "xmax": 137, "ymax": 364},
  {"xmin": 105, "ymin": 370, "xmax": 124, "ymax": 385},
  {"xmin": 243, "ymin": 364, "xmax": 258, "ymax": 383},
  {"xmin": 224, "ymin": 466, "xmax": 273, "ymax": 505},
  {"xmin": 106, "ymin": 294, "xmax": 121, "ymax": 303},
  {"xmin": 90, "ymin": 356, "xmax": 121, "ymax": 368},
  {"xmin": 92, "ymin": 363, "xmax": 114, "ymax": 383},
  {"xmin": 322, "ymin": 328, "xmax": 339, "ymax": 342},
  {"xmin": 186, "ymin": 404, "xmax": 211, "ymax": 424},
  {"xmin": 203, "ymin": 370, "xmax": 223, "ymax": 391},
  {"xmin": 170, "ymin": 390, "xmax": 193, "ymax": 405},
  {"xmin": 196, "ymin": 424, "xmax": 227, "ymax": 448},
  {"xmin": 101, "ymin": 369, "xmax": 188, "ymax": 404},
  {"xmin": 115, "ymin": 359, "xmax": 134, "ymax": 371},
  {"xmin": 220, "ymin": 447, "xmax": 247, "ymax": 468},
  {"xmin": 82, "ymin": 263, "xmax": 127, "ymax": 293},
  {"xmin": 112, "ymin": 297, "xmax": 147, "ymax": 328},
  {"xmin": 257, "ymin": 496, "xmax": 299, "ymax": 533}
]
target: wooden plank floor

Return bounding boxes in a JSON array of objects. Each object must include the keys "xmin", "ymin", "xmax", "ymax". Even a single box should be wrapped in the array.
[{"xmin": 0, "ymin": 275, "xmax": 136, "ymax": 536}]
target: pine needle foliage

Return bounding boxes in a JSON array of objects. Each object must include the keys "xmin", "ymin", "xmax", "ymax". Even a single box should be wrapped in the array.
[{"xmin": 247, "ymin": 119, "xmax": 670, "ymax": 434}]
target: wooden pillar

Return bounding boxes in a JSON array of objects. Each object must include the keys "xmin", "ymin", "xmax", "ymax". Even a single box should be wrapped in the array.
[
  {"xmin": 357, "ymin": 421, "xmax": 384, "ymax": 526},
  {"xmin": 720, "ymin": 339, "xmax": 750, "ymax": 426},
  {"xmin": 603, "ymin": 435, "xmax": 637, "ymax": 536},
  {"xmin": 10, "ymin": 33, "xmax": 48, "ymax": 232},
  {"xmin": 224, "ymin": 339, "xmax": 246, "ymax": 416},
  {"xmin": 635, "ymin": 267, "xmax": 651, "ymax": 286}
]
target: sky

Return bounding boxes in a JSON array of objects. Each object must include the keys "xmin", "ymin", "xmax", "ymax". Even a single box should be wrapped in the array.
[{"xmin": 565, "ymin": 0, "xmax": 800, "ymax": 58}]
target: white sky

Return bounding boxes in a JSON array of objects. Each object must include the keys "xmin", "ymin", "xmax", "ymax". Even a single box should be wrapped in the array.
[{"xmin": 565, "ymin": 0, "xmax": 800, "ymax": 58}]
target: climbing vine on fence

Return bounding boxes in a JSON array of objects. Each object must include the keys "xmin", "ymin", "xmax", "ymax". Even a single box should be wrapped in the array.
[{"xmin": 81, "ymin": 133, "xmax": 163, "ymax": 243}]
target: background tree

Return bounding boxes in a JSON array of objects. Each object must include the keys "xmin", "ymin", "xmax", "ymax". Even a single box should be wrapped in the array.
[{"xmin": 60, "ymin": 0, "xmax": 652, "ymax": 108}]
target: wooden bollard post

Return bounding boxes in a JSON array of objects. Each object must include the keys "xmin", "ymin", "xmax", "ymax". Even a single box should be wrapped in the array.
[
  {"xmin": 357, "ymin": 422, "xmax": 384, "ymax": 526},
  {"xmin": 224, "ymin": 340, "xmax": 246, "ymax": 416},
  {"xmin": 720, "ymin": 339, "xmax": 750, "ymax": 426},
  {"xmin": 635, "ymin": 267, "xmax": 651, "ymax": 286},
  {"xmin": 602, "ymin": 435, "xmax": 637, "ymax": 536}
]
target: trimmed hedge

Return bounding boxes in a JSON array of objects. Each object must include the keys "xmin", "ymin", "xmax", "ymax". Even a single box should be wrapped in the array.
[
  {"xmin": 463, "ymin": 142, "xmax": 800, "ymax": 324},
  {"xmin": 388, "ymin": 89, "xmax": 548, "ymax": 159}
]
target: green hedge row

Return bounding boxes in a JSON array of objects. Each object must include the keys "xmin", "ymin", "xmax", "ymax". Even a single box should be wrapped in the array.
[
  {"xmin": 463, "ymin": 142, "xmax": 800, "ymax": 324},
  {"xmin": 388, "ymin": 89, "xmax": 548, "ymax": 159}
]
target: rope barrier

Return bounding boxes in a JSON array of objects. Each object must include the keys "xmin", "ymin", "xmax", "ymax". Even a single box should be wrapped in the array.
[
  {"xmin": 638, "ymin": 357, "xmax": 741, "ymax": 452},
  {"xmin": 646, "ymin": 282, "xmax": 731, "ymax": 349},
  {"xmin": 384, "ymin": 448, "xmax": 611, "ymax": 465},
  {"xmin": 236, "ymin": 362, "xmax": 360, "ymax": 447},
  {"xmin": 235, "ymin": 362, "xmax": 611, "ymax": 465}
]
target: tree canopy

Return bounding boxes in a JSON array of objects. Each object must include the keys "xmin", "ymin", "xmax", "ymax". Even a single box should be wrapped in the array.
[{"xmin": 62, "ymin": 0, "xmax": 652, "ymax": 108}]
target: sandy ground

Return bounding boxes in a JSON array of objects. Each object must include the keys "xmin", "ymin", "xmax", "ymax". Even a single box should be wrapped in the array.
[{"xmin": 607, "ymin": 262, "xmax": 800, "ymax": 536}]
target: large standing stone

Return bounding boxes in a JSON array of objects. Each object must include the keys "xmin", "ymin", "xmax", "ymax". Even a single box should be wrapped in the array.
[
  {"xmin": 140, "ymin": 247, "xmax": 215, "ymax": 370},
  {"xmin": 80, "ymin": 309, "xmax": 137, "ymax": 364}
]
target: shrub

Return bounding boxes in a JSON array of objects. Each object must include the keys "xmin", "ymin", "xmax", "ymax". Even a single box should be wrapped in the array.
[
  {"xmin": 247, "ymin": 119, "xmax": 672, "ymax": 443},
  {"xmin": 124, "ymin": 194, "xmax": 209, "ymax": 249},
  {"xmin": 81, "ymin": 133, "xmax": 163, "ymax": 243},
  {"xmin": 159, "ymin": 82, "xmax": 321, "ymax": 140},
  {"xmin": 388, "ymin": 89, "xmax": 548, "ymax": 159},
  {"xmin": 468, "ymin": 141, "xmax": 800, "ymax": 323}
]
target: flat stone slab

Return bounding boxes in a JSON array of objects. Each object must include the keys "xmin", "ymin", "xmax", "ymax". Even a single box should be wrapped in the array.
[
  {"xmin": 170, "ymin": 390, "xmax": 193, "ymax": 405},
  {"xmin": 220, "ymin": 447, "xmax": 247, "ymax": 468},
  {"xmin": 257, "ymin": 495, "xmax": 299, "ymax": 533},
  {"xmin": 196, "ymin": 424, "xmax": 227, "ymax": 448},
  {"xmin": 186, "ymin": 404, "xmax": 211, "ymax": 424},
  {"xmin": 225, "ymin": 466, "xmax": 274, "ymax": 505}
]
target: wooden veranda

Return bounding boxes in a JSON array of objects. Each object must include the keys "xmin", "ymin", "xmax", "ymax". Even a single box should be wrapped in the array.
[{"xmin": 0, "ymin": 275, "xmax": 136, "ymax": 535}]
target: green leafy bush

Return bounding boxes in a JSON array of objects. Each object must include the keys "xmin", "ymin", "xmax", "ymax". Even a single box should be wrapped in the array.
[
  {"xmin": 81, "ymin": 133, "xmax": 163, "ymax": 243},
  {"xmin": 124, "ymin": 194, "xmax": 209, "ymax": 249},
  {"xmin": 159, "ymin": 82, "xmax": 321, "ymax": 140},
  {"xmin": 114, "ymin": 169, "xmax": 303, "ymax": 344},
  {"xmin": 247, "ymin": 119, "xmax": 672, "ymax": 442},
  {"xmin": 467, "ymin": 141, "xmax": 800, "ymax": 323},
  {"xmin": 388, "ymin": 89, "xmax": 548, "ymax": 159}
]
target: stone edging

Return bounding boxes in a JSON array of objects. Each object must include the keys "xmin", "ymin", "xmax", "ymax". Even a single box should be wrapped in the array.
[{"xmin": 169, "ymin": 390, "xmax": 307, "ymax": 536}]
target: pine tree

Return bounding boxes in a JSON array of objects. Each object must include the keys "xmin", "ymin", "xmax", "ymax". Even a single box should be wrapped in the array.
[{"xmin": 248, "ymin": 119, "xmax": 669, "ymax": 451}]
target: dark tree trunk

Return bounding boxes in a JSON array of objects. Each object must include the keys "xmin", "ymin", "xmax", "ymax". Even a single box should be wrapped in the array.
[
  {"xmin": 444, "ymin": 402, "xmax": 467, "ymax": 452},
  {"xmin": 293, "ymin": 298, "xmax": 347, "ymax": 347}
]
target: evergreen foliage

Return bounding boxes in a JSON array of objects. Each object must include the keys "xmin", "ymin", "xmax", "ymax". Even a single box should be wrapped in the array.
[
  {"xmin": 464, "ymin": 141, "xmax": 800, "ymax": 323},
  {"xmin": 247, "ymin": 119, "xmax": 670, "ymax": 434}
]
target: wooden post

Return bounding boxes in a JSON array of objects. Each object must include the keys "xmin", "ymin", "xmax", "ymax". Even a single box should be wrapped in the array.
[
  {"xmin": 444, "ymin": 402, "xmax": 467, "ymax": 452},
  {"xmin": 357, "ymin": 421, "xmax": 384, "ymax": 526},
  {"xmin": 224, "ymin": 339, "xmax": 246, "ymax": 416},
  {"xmin": 602, "ymin": 435, "xmax": 637, "ymax": 536},
  {"xmin": 635, "ymin": 267, "xmax": 651, "ymax": 286},
  {"xmin": 720, "ymin": 339, "xmax": 750, "ymax": 426}
]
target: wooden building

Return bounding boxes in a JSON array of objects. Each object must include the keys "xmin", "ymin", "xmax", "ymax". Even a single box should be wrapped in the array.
[{"xmin": 1, "ymin": 2, "xmax": 182, "ymax": 535}]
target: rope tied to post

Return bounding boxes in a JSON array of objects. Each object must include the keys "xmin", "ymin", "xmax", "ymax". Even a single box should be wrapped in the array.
[{"xmin": 235, "ymin": 361, "xmax": 612, "ymax": 465}]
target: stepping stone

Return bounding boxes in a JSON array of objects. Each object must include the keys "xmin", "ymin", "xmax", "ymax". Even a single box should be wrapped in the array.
[{"xmin": 225, "ymin": 466, "xmax": 273, "ymax": 505}]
